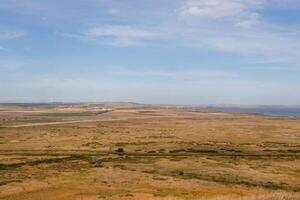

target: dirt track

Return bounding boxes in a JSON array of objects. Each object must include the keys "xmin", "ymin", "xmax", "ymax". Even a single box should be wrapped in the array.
[
  {"xmin": 1, "ymin": 119, "xmax": 101, "ymax": 128},
  {"xmin": 0, "ymin": 116, "xmax": 172, "ymax": 128}
]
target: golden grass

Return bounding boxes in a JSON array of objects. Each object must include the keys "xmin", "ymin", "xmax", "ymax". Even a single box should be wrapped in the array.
[
  {"xmin": 154, "ymin": 192, "xmax": 300, "ymax": 200},
  {"xmin": 0, "ymin": 105, "xmax": 300, "ymax": 200}
]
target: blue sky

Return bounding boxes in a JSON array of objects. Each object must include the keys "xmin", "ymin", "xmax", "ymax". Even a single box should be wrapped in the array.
[{"xmin": 0, "ymin": 0, "xmax": 300, "ymax": 104}]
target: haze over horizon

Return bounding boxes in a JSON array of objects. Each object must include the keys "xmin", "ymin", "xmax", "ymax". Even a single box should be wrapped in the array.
[{"xmin": 1, "ymin": 0, "xmax": 300, "ymax": 105}]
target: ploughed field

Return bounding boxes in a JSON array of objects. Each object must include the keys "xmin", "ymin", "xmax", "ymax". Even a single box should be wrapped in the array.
[{"xmin": 0, "ymin": 104, "xmax": 300, "ymax": 200}]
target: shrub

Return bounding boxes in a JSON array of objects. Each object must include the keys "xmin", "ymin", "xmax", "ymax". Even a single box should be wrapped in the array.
[{"xmin": 116, "ymin": 148, "xmax": 124, "ymax": 153}]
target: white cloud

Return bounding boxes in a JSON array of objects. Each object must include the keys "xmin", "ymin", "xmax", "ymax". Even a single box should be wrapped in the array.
[
  {"xmin": 180, "ymin": 0, "xmax": 244, "ymax": 18},
  {"xmin": 181, "ymin": 27, "xmax": 300, "ymax": 60},
  {"xmin": 63, "ymin": 0, "xmax": 300, "ymax": 67},
  {"xmin": 235, "ymin": 13, "xmax": 260, "ymax": 28},
  {"xmin": 84, "ymin": 25, "xmax": 159, "ymax": 47},
  {"xmin": 179, "ymin": 0, "xmax": 264, "ymax": 27},
  {"xmin": 109, "ymin": 67, "xmax": 237, "ymax": 81},
  {"xmin": 0, "ymin": 31, "xmax": 25, "ymax": 40},
  {"xmin": 0, "ymin": 60, "xmax": 30, "ymax": 69},
  {"xmin": 105, "ymin": 38, "xmax": 141, "ymax": 47},
  {"xmin": 86, "ymin": 25, "xmax": 157, "ymax": 38}
]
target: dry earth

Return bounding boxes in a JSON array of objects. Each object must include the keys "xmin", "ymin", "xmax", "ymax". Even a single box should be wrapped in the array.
[{"xmin": 0, "ymin": 104, "xmax": 300, "ymax": 199}]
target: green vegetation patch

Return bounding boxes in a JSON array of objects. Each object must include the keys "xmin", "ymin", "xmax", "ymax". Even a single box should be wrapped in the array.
[
  {"xmin": 0, "ymin": 155, "xmax": 85, "ymax": 170},
  {"xmin": 38, "ymin": 111, "xmax": 96, "ymax": 117}
]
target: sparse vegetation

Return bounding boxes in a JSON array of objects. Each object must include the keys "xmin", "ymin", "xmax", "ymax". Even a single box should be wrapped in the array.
[
  {"xmin": 0, "ymin": 104, "xmax": 300, "ymax": 199},
  {"xmin": 38, "ymin": 111, "xmax": 98, "ymax": 117}
]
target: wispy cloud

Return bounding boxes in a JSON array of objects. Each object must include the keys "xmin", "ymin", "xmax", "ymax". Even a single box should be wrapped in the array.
[
  {"xmin": 82, "ymin": 25, "xmax": 159, "ymax": 47},
  {"xmin": 0, "ymin": 31, "xmax": 25, "ymax": 40},
  {"xmin": 7, "ymin": 0, "xmax": 298, "ymax": 69},
  {"xmin": 61, "ymin": 0, "xmax": 300, "ymax": 69},
  {"xmin": 178, "ymin": 0, "xmax": 264, "ymax": 28},
  {"xmin": 176, "ymin": 27, "xmax": 300, "ymax": 57},
  {"xmin": 86, "ymin": 25, "xmax": 158, "ymax": 38},
  {"xmin": 108, "ymin": 67, "xmax": 237, "ymax": 81},
  {"xmin": 1, "ymin": 0, "xmax": 300, "ymax": 103},
  {"xmin": 0, "ymin": 60, "xmax": 30, "ymax": 70},
  {"xmin": 171, "ymin": 0, "xmax": 300, "ymax": 64}
]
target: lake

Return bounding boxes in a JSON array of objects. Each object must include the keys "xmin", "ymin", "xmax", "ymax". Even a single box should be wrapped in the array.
[{"xmin": 210, "ymin": 107, "xmax": 300, "ymax": 117}]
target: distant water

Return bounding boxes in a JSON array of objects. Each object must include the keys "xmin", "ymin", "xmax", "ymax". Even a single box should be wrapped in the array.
[{"xmin": 211, "ymin": 107, "xmax": 300, "ymax": 117}]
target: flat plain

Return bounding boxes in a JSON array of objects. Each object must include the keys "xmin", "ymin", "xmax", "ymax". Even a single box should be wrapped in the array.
[{"xmin": 0, "ymin": 103, "xmax": 300, "ymax": 200}]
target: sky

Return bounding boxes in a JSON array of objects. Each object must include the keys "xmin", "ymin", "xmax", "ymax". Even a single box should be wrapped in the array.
[{"xmin": 0, "ymin": 0, "xmax": 300, "ymax": 105}]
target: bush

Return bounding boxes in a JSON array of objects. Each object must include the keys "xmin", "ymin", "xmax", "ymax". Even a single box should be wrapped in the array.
[
  {"xmin": 94, "ymin": 163, "xmax": 104, "ymax": 168},
  {"xmin": 116, "ymin": 148, "xmax": 124, "ymax": 153}
]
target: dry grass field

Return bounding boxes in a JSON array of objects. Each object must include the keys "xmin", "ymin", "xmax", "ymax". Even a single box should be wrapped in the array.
[{"xmin": 0, "ymin": 103, "xmax": 300, "ymax": 200}]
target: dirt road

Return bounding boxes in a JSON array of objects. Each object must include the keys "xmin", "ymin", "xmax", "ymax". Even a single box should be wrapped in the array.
[{"xmin": 0, "ymin": 116, "xmax": 171, "ymax": 128}]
